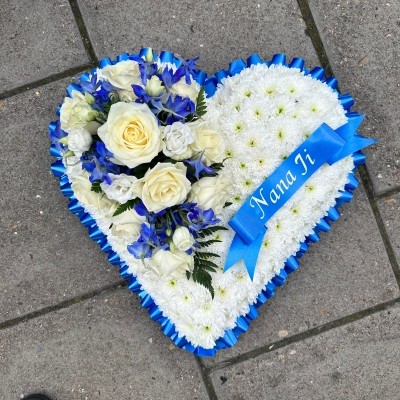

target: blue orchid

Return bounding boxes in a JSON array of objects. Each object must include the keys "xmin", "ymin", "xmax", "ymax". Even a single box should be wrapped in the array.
[
  {"xmin": 184, "ymin": 154, "xmax": 215, "ymax": 179},
  {"xmin": 129, "ymin": 53, "xmax": 158, "ymax": 85},
  {"xmin": 161, "ymin": 66, "xmax": 186, "ymax": 89},
  {"xmin": 187, "ymin": 205, "xmax": 220, "ymax": 232},
  {"xmin": 81, "ymin": 142, "xmax": 121, "ymax": 184},
  {"xmin": 182, "ymin": 57, "xmax": 200, "ymax": 84},
  {"xmin": 127, "ymin": 240, "xmax": 152, "ymax": 259},
  {"xmin": 127, "ymin": 223, "xmax": 158, "ymax": 259},
  {"xmin": 134, "ymin": 200, "xmax": 148, "ymax": 217},
  {"xmin": 96, "ymin": 142, "xmax": 115, "ymax": 169},
  {"xmin": 132, "ymin": 84, "xmax": 151, "ymax": 104},
  {"xmin": 78, "ymin": 72, "xmax": 114, "ymax": 109},
  {"xmin": 165, "ymin": 95, "xmax": 195, "ymax": 123},
  {"xmin": 79, "ymin": 72, "xmax": 98, "ymax": 93},
  {"xmin": 140, "ymin": 223, "xmax": 158, "ymax": 244}
]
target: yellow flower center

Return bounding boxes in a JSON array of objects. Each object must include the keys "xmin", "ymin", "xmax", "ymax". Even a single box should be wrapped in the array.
[{"xmin": 123, "ymin": 120, "xmax": 147, "ymax": 148}]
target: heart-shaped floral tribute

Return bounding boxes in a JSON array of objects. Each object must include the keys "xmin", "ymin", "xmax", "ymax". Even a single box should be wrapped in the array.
[{"xmin": 49, "ymin": 48, "xmax": 375, "ymax": 356}]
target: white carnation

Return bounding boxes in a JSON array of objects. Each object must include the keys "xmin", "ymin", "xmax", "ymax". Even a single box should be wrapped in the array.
[
  {"xmin": 162, "ymin": 122, "xmax": 195, "ymax": 160},
  {"xmin": 67, "ymin": 127, "xmax": 93, "ymax": 154},
  {"xmin": 100, "ymin": 173, "xmax": 140, "ymax": 203}
]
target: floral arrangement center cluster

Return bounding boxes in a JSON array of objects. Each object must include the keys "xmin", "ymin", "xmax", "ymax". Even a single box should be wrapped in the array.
[{"xmin": 50, "ymin": 49, "xmax": 232, "ymax": 297}]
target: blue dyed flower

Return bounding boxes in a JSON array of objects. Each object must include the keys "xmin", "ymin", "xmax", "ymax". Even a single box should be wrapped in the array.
[
  {"xmin": 184, "ymin": 154, "xmax": 215, "ymax": 180},
  {"xmin": 80, "ymin": 142, "xmax": 121, "ymax": 183},
  {"xmin": 187, "ymin": 205, "xmax": 220, "ymax": 232},
  {"xmin": 132, "ymin": 84, "xmax": 152, "ymax": 104},
  {"xmin": 79, "ymin": 72, "xmax": 98, "ymax": 93},
  {"xmin": 96, "ymin": 142, "xmax": 115, "ymax": 169},
  {"xmin": 165, "ymin": 95, "xmax": 195, "ymax": 122},
  {"xmin": 127, "ymin": 240, "xmax": 152, "ymax": 259},
  {"xmin": 127, "ymin": 223, "xmax": 159, "ymax": 259},
  {"xmin": 181, "ymin": 57, "xmax": 200, "ymax": 84}
]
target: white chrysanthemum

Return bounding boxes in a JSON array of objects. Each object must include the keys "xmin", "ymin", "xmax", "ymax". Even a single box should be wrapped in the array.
[{"xmin": 65, "ymin": 62, "xmax": 355, "ymax": 349}]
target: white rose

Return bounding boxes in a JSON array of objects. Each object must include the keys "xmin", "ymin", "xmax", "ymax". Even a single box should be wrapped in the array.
[
  {"xmin": 110, "ymin": 209, "xmax": 146, "ymax": 241},
  {"xmin": 190, "ymin": 121, "xmax": 225, "ymax": 165},
  {"xmin": 100, "ymin": 173, "xmax": 140, "ymax": 204},
  {"xmin": 162, "ymin": 122, "xmax": 195, "ymax": 160},
  {"xmin": 170, "ymin": 77, "xmax": 200, "ymax": 101},
  {"xmin": 71, "ymin": 171, "xmax": 117, "ymax": 216},
  {"xmin": 117, "ymin": 89, "xmax": 137, "ymax": 102},
  {"xmin": 67, "ymin": 127, "xmax": 93, "ymax": 154},
  {"xmin": 101, "ymin": 60, "xmax": 142, "ymax": 91},
  {"xmin": 189, "ymin": 175, "xmax": 231, "ymax": 214},
  {"xmin": 146, "ymin": 75, "xmax": 164, "ymax": 97},
  {"xmin": 172, "ymin": 226, "xmax": 195, "ymax": 251},
  {"xmin": 137, "ymin": 162, "xmax": 191, "ymax": 213},
  {"xmin": 150, "ymin": 249, "xmax": 194, "ymax": 278},
  {"xmin": 60, "ymin": 90, "xmax": 98, "ymax": 132},
  {"xmin": 97, "ymin": 102, "xmax": 162, "ymax": 168}
]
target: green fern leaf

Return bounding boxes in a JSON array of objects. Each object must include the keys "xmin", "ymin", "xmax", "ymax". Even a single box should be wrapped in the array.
[
  {"xmin": 91, "ymin": 181, "xmax": 103, "ymax": 193},
  {"xmin": 112, "ymin": 198, "xmax": 139, "ymax": 217},
  {"xmin": 192, "ymin": 266, "xmax": 214, "ymax": 299}
]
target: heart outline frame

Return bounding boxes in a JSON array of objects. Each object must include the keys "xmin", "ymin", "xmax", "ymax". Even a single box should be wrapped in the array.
[{"xmin": 50, "ymin": 51, "xmax": 365, "ymax": 356}]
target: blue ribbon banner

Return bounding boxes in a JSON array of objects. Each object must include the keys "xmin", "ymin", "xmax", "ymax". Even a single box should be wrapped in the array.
[{"xmin": 224, "ymin": 115, "xmax": 377, "ymax": 280}]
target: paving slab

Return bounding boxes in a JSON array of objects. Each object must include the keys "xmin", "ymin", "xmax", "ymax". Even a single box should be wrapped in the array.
[
  {"xmin": 77, "ymin": 0, "xmax": 319, "ymax": 74},
  {"xmin": 0, "ymin": 79, "xmax": 123, "ymax": 324},
  {"xmin": 0, "ymin": 288, "xmax": 208, "ymax": 400},
  {"xmin": 308, "ymin": 0, "xmax": 400, "ymax": 195},
  {"xmin": 203, "ymin": 183, "xmax": 398, "ymax": 367},
  {"xmin": 378, "ymin": 193, "xmax": 400, "ymax": 266},
  {"xmin": 0, "ymin": 0, "xmax": 89, "ymax": 94},
  {"xmin": 210, "ymin": 302, "xmax": 400, "ymax": 400}
]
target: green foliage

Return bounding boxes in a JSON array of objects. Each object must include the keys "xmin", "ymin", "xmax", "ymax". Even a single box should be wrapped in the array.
[
  {"xmin": 112, "ymin": 198, "xmax": 139, "ymax": 217},
  {"xmin": 209, "ymin": 157, "xmax": 231, "ymax": 172},
  {"xmin": 91, "ymin": 181, "xmax": 102, "ymax": 193},
  {"xmin": 185, "ymin": 87, "xmax": 207, "ymax": 122},
  {"xmin": 186, "ymin": 224, "xmax": 229, "ymax": 298},
  {"xmin": 188, "ymin": 257, "xmax": 216, "ymax": 299},
  {"xmin": 195, "ymin": 87, "xmax": 207, "ymax": 117},
  {"xmin": 195, "ymin": 251, "xmax": 220, "ymax": 259},
  {"xmin": 195, "ymin": 225, "xmax": 228, "ymax": 239},
  {"xmin": 197, "ymin": 239, "xmax": 222, "ymax": 247}
]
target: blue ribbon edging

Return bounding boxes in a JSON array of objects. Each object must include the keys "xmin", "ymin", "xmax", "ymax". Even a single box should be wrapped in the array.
[{"xmin": 50, "ymin": 50, "xmax": 368, "ymax": 357}]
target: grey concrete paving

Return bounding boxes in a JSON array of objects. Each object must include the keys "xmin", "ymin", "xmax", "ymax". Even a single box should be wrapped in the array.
[
  {"xmin": 0, "ymin": 0, "xmax": 88, "ymax": 92},
  {"xmin": 0, "ymin": 288, "xmax": 208, "ymax": 400},
  {"xmin": 202, "ymin": 183, "xmax": 399, "ymax": 367},
  {"xmin": 210, "ymin": 302, "xmax": 400, "ymax": 400},
  {"xmin": 309, "ymin": 0, "xmax": 400, "ymax": 195},
  {"xmin": 77, "ymin": 0, "xmax": 319, "ymax": 74},
  {"xmin": 378, "ymin": 193, "xmax": 400, "ymax": 265},
  {"xmin": 0, "ymin": 0, "xmax": 399, "ymax": 399},
  {"xmin": 0, "ymin": 80, "xmax": 123, "ymax": 323}
]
